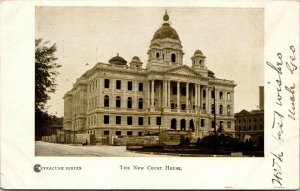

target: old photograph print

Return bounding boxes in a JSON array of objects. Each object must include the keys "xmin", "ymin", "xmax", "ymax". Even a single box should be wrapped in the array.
[{"xmin": 35, "ymin": 7, "xmax": 264, "ymax": 157}]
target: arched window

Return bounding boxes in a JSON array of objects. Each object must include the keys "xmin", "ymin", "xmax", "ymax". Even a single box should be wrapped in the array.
[
  {"xmin": 171, "ymin": 53, "xmax": 176, "ymax": 62},
  {"xmin": 127, "ymin": 97, "xmax": 132, "ymax": 109},
  {"xmin": 202, "ymin": 103, "xmax": 206, "ymax": 110},
  {"xmin": 116, "ymin": 96, "xmax": 121, "ymax": 108},
  {"xmin": 227, "ymin": 105, "xmax": 231, "ymax": 115},
  {"xmin": 199, "ymin": 60, "xmax": 202, "ymax": 64},
  {"xmin": 104, "ymin": 95, "xmax": 109, "ymax": 107},
  {"xmin": 219, "ymin": 104, "xmax": 223, "ymax": 114},
  {"xmin": 156, "ymin": 52, "xmax": 160, "ymax": 58},
  {"xmin": 138, "ymin": 98, "xmax": 143, "ymax": 109},
  {"xmin": 189, "ymin": 119, "xmax": 195, "ymax": 132},
  {"xmin": 171, "ymin": 118, "xmax": 177, "ymax": 130},
  {"xmin": 180, "ymin": 119, "xmax": 186, "ymax": 130}
]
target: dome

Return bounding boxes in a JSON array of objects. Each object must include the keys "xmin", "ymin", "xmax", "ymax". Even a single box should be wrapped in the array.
[
  {"xmin": 151, "ymin": 11, "xmax": 180, "ymax": 42},
  {"xmin": 208, "ymin": 70, "xmax": 215, "ymax": 78},
  {"xmin": 132, "ymin": 56, "xmax": 141, "ymax": 61},
  {"xmin": 194, "ymin": 50, "xmax": 206, "ymax": 57},
  {"xmin": 109, "ymin": 53, "xmax": 127, "ymax": 65}
]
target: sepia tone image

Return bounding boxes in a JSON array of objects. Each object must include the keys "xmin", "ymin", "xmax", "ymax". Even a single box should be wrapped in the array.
[{"xmin": 35, "ymin": 7, "xmax": 264, "ymax": 157}]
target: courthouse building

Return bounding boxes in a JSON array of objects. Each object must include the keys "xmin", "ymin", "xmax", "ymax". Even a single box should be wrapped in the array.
[{"xmin": 63, "ymin": 11, "xmax": 236, "ymax": 143}]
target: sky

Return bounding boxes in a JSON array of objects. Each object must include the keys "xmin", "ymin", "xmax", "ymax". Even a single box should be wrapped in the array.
[{"xmin": 36, "ymin": 7, "xmax": 264, "ymax": 117}]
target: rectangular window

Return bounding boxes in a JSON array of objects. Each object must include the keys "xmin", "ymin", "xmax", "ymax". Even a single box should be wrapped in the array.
[
  {"xmin": 171, "ymin": 103, "xmax": 175, "ymax": 109},
  {"xmin": 172, "ymin": 86, "xmax": 177, "ymax": 95},
  {"xmin": 127, "ymin": 131, "xmax": 133, "ymax": 136},
  {"xmin": 203, "ymin": 90, "xmax": 206, "ymax": 98},
  {"xmin": 211, "ymin": 90, "xmax": 215, "ymax": 99},
  {"xmin": 116, "ymin": 131, "xmax": 121, "ymax": 136},
  {"xmin": 116, "ymin": 80, "xmax": 121, "ymax": 90},
  {"xmin": 104, "ymin": 130, "xmax": 109, "ymax": 135},
  {"xmin": 148, "ymin": 117, "xmax": 150, "ymax": 125},
  {"xmin": 138, "ymin": 117, "xmax": 144, "ymax": 126},
  {"xmin": 211, "ymin": 121, "xmax": 215, "ymax": 128},
  {"xmin": 227, "ymin": 92, "xmax": 231, "ymax": 100},
  {"xmin": 201, "ymin": 119, "xmax": 205, "ymax": 127},
  {"xmin": 138, "ymin": 132, "xmax": 142, "ymax": 136},
  {"xmin": 219, "ymin": 91, "xmax": 223, "ymax": 100},
  {"xmin": 104, "ymin": 79, "xmax": 110, "ymax": 88},
  {"xmin": 156, "ymin": 117, "xmax": 161, "ymax": 126},
  {"xmin": 181, "ymin": 87, "xmax": 186, "ymax": 96},
  {"xmin": 116, "ymin": 116, "xmax": 121, "ymax": 125},
  {"xmin": 127, "ymin": 116, "xmax": 132, "ymax": 125},
  {"xmin": 138, "ymin": 83, "xmax": 143, "ymax": 91},
  {"xmin": 181, "ymin": 104, "xmax": 186, "ymax": 110},
  {"xmin": 104, "ymin": 115, "xmax": 109, "ymax": 124},
  {"xmin": 128, "ymin": 81, "xmax": 132, "ymax": 91}
]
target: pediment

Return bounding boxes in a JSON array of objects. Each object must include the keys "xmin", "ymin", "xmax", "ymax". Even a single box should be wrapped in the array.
[
  {"xmin": 166, "ymin": 65, "xmax": 200, "ymax": 77},
  {"xmin": 236, "ymin": 109, "xmax": 251, "ymax": 116}
]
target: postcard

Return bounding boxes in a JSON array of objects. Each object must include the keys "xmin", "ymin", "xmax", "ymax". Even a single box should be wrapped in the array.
[{"xmin": 0, "ymin": 0, "xmax": 299, "ymax": 189}]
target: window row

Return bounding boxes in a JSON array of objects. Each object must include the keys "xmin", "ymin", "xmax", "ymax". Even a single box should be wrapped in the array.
[
  {"xmin": 104, "ymin": 79, "xmax": 144, "ymax": 91},
  {"xmin": 103, "ymin": 116, "xmax": 161, "ymax": 126},
  {"xmin": 211, "ymin": 104, "xmax": 231, "ymax": 115},
  {"xmin": 155, "ymin": 52, "xmax": 176, "ymax": 62},
  {"xmin": 210, "ymin": 121, "xmax": 232, "ymax": 128},
  {"xmin": 210, "ymin": 90, "xmax": 232, "ymax": 100},
  {"xmin": 104, "ymin": 95, "xmax": 144, "ymax": 109},
  {"xmin": 237, "ymin": 117, "xmax": 263, "ymax": 123},
  {"xmin": 88, "ymin": 130, "xmax": 143, "ymax": 136},
  {"xmin": 237, "ymin": 125, "xmax": 263, "ymax": 131}
]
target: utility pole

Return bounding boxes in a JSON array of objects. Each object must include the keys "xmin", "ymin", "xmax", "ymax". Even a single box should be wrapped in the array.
[
  {"xmin": 158, "ymin": 108, "xmax": 163, "ymax": 145},
  {"xmin": 73, "ymin": 113, "xmax": 76, "ymax": 144},
  {"xmin": 213, "ymin": 86, "xmax": 217, "ymax": 154}
]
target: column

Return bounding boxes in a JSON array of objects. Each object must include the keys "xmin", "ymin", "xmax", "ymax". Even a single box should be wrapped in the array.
[
  {"xmin": 158, "ymin": 82, "xmax": 161, "ymax": 108},
  {"xmin": 147, "ymin": 81, "xmax": 150, "ymax": 108},
  {"xmin": 151, "ymin": 80, "xmax": 154, "ymax": 107},
  {"xmin": 199, "ymin": 85, "xmax": 202, "ymax": 109},
  {"xmin": 186, "ymin": 82, "xmax": 189, "ymax": 111},
  {"xmin": 163, "ymin": 81, "xmax": 167, "ymax": 107},
  {"xmin": 168, "ymin": 81, "xmax": 171, "ymax": 107},
  {"xmin": 195, "ymin": 84, "xmax": 198, "ymax": 107},
  {"xmin": 205, "ymin": 86, "xmax": 210, "ymax": 113},
  {"xmin": 177, "ymin": 81, "xmax": 180, "ymax": 111}
]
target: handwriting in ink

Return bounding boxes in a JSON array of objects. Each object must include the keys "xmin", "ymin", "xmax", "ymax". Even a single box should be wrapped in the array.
[
  {"xmin": 286, "ymin": 46, "xmax": 297, "ymax": 74},
  {"xmin": 285, "ymin": 83, "xmax": 296, "ymax": 120},
  {"xmin": 271, "ymin": 110, "xmax": 284, "ymax": 144},
  {"xmin": 271, "ymin": 152, "xmax": 283, "ymax": 187},
  {"xmin": 266, "ymin": 53, "xmax": 283, "ymax": 106}
]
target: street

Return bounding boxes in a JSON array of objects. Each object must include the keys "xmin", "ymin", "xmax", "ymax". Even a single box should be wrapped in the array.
[{"xmin": 35, "ymin": 141, "xmax": 167, "ymax": 157}]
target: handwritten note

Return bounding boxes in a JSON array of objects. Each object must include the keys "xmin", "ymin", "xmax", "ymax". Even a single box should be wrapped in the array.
[{"xmin": 266, "ymin": 45, "xmax": 297, "ymax": 187}]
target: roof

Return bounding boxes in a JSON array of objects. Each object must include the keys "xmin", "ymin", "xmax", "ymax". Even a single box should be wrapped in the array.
[
  {"xmin": 151, "ymin": 11, "xmax": 180, "ymax": 42},
  {"xmin": 152, "ymin": 23, "xmax": 180, "ymax": 41},
  {"xmin": 109, "ymin": 54, "xmax": 127, "ymax": 65}
]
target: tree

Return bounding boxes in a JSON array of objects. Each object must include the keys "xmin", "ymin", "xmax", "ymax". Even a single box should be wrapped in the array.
[
  {"xmin": 35, "ymin": 38, "xmax": 61, "ymax": 111},
  {"xmin": 35, "ymin": 38, "xmax": 61, "ymax": 140}
]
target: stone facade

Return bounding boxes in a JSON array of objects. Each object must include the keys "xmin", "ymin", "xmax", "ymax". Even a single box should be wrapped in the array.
[
  {"xmin": 63, "ymin": 11, "xmax": 236, "ymax": 143},
  {"xmin": 234, "ymin": 109, "xmax": 264, "ymax": 145}
]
